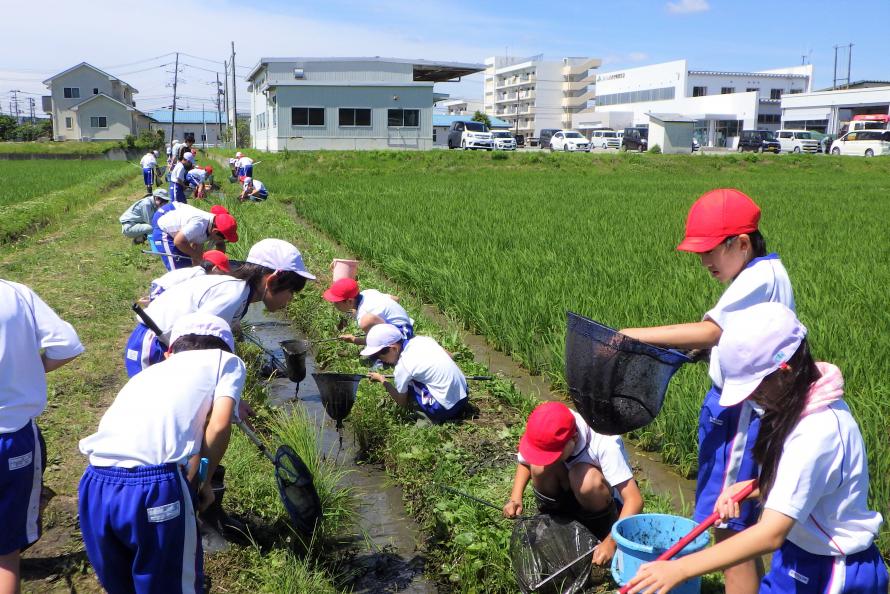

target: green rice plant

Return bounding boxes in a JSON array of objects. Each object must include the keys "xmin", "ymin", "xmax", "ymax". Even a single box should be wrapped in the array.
[
  {"xmin": 0, "ymin": 160, "xmax": 130, "ymax": 206},
  {"xmin": 0, "ymin": 140, "xmax": 120, "ymax": 155}
]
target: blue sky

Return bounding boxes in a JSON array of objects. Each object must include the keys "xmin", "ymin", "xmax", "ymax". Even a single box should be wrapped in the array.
[{"xmin": 0, "ymin": 0, "xmax": 887, "ymax": 114}]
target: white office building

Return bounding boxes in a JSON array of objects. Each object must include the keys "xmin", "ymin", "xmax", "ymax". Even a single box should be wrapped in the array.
[
  {"xmin": 577, "ymin": 59, "xmax": 813, "ymax": 148},
  {"xmin": 780, "ymin": 83, "xmax": 890, "ymax": 135},
  {"xmin": 438, "ymin": 98, "xmax": 484, "ymax": 115},
  {"xmin": 245, "ymin": 57, "xmax": 483, "ymax": 151},
  {"xmin": 483, "ymin": 55, "xmax": 601, "ymax": 139}
]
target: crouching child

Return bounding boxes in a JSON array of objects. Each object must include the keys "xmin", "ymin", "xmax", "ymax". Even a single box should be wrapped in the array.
[
  {"xmin": 363, "ymin": 324, "xmax": 468, "ymax": 424},
  {"xmin": 504, "ymin": 401, "xmax": 644, "ymax": 566},
  {"xmin": 78, "ymin": 313, "xmax": 246, "ymax": 594}
]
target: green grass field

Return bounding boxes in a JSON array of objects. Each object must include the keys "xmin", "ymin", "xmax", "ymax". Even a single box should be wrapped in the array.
[
  {"xmin": 0, "ymin": 140, "xmax": 120, "ymax": 155},
  {"xmin": 0, "ymin": 161, "xmax": 132, "ymax": 206},
  {"xmin": 235, "ymin": 149, "xmax": 890, "ymax": 555}
]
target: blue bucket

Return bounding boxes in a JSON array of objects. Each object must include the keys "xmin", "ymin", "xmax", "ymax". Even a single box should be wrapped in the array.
[{"xmin": 610, "ymin": 514, "xmax": 710, "ymax": 594}]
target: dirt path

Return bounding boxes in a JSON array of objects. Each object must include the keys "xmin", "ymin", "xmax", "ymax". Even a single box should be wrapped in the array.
[{"xmin": 0, "ymin": 180, "xmax": 157, "ymax": 593}]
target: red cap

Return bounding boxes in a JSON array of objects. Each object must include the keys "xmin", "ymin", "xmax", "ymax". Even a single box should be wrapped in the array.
[
  {"xmin": 210, "ymin": 205, "xmax": 229, "ymax": 215},
  {"xmin": 238, "ymin": 175, "xmax": 246, "ymax": 183},
  {"xmin": 518, "ymin": 402, "xmax": 577, "ymax": 466},
  {"xmin": 204, "ymin": 165, "xmax": 213, "ymax": 174},
  {"xmin": 213, "ymin": 213, "xmax": 238, "ymax": 243},
  {"xmin": 677, "ymin": 189, "xmax": 761, "ymax": 253},
  {"xmin": 201, "ymin": 250, "xmax": 230, "ymax": 272},
  {"xmin": 323, "ymin": 278, "xmax": 360, "ymax": 302}
]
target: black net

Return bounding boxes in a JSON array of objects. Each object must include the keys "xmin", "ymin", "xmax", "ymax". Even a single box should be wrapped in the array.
[
  {"xmin": 510, "ymin": 514, "xmax": 597, "ymax": 594},
  {"xmin": 279, "ymin": 339, "xmax": 309, "ymax": 383},
  {"xmin": 313, "ymin": 373, "xmax": 360, "ymax": 429},
  {"xmin": 565, "ymin": 311, "xmax": 691, "ymax": 435},
  {"xmin": 274, "ymin": 445, "xmax": 322, "ymax": 537}
]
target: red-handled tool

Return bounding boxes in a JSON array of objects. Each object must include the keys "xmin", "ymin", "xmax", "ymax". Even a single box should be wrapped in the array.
[{"xmin": 618, "ymin": 480, "xmax": 758, "ymax": 594}]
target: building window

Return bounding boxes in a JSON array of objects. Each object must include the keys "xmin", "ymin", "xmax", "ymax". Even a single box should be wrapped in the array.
[
  {"xmin": 387, "ymin": 109, "xmax": 419, "ymax": 127},
  {"xmin": 757, "ymin": 114, "xmax": 781, "ymax": 124},
  {"xmin": 89, "ymin": 116, "xmax": 107, "ymax": 128},
  {"xmin": 64, "ymin": 116, "xmax": 73, "ymax": 129},
  {"xmin": 93, "ymin": 88, "xmax": 99, "ymax": 95},
  {"xmin": 692, "ymin": 86, "xmax": 707, "ymax": 97},
  {"xmin": 271, "ymin": 96, "xmax": 277, "ymax": 126},
  {"xmin": 770, "ymin": 88, "xmax": 783, "ymax": 100},
  {"xmin": 789, "ymin": 89, "xmax": 802, "ymax": 94},
  {"xmin": 746, "ymin": 87, "xmax": 758, "ymax": 92},
  {"xmin": 291, "ymin": 107, "xmax": 325, "ymax": 126},
  {"xmin": 63, "ymin": 87, "xmax": 80, "ymax": 99},
  {"xmin": 339, "ymin": 108, "xmax": 372, "ymax": 127},
  {"xmin": 595, "ymin": 87, "xmax": 676, "ymax": 107},
  {"xmin": 721, "ymin": 87, "xmax": 735, "ymax": 94},
  {"xmin": 201, "ymin": 134, "xmax": 207, "ymax": 141}
]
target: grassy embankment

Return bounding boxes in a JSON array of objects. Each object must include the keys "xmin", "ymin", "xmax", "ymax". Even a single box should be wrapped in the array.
[
  {"xmin": 0, "ymin": 141, "xmax": 120, "ymax": 155},
  {"xmin": 227, "ymin": 149, "xmax": 890, "ymax": 558}
]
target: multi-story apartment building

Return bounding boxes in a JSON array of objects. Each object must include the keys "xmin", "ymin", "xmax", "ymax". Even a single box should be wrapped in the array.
[
  {"xmin": 438, "ymin": 98, "xmax": 484, "ymax": 116},
  {"xmin": 483, "ymin": 55, "xmax": 601, "ymax": 139}
]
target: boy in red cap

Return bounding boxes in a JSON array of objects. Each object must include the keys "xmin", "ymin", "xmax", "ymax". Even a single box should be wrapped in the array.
[
  {"xmin": 322, "ymin": 278, "xmax": 414, "ymax": 344},
  {"xmin": 619, "ymin": 188, "xmax": 795, "ymax": 594},
  {"xmin": 503, "ymin": 401, "xmax": 643, "ymax": 566},
  {"xmin": 153, "ymin": 203, "xmax": 238, "ymax": 271}
]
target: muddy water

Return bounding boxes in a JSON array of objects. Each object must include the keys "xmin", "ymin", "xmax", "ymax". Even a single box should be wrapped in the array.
[
  {"xmin": 419, "ymin": 305, "xmax": 697, "ymax": 512},
  {"xmin": 242, "ymin": 306, "xmax": 434, "ymax": 593}
]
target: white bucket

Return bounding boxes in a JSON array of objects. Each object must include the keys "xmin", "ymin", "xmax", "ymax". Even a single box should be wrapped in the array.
[{"xmin": 330, "ymin": 259, "xmax": 359, "ymax": 281}]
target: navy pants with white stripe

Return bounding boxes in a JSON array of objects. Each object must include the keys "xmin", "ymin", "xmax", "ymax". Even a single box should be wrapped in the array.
[
  {"xmin": 79, "ymin": 464, "xmax": 203, "ymax": 594},
  {"xmin": 150, "ymin": 228, "xmax": 191, "ymax": 272},
  {"xmin": 761, "ymin": 540, "xmax": 888, "ymax": 593},
  {"xmin": 124, "ymin": 323, "xmax": 166, "ymax": 378},
  {"xmin": 0, "ymin": 421, "xmax": 45, "ymax": 555},
  {"xmin": 142, "ymin": 167, "xmax": 154, "ymax": 189}
]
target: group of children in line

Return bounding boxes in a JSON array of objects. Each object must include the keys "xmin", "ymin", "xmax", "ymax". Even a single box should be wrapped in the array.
[{"xmin": 3, "ymin": 184, "xmax": 887, "ymax": 593}]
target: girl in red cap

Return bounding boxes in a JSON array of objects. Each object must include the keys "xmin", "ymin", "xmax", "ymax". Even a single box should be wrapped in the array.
[
  {"xmin": 321, "ymin": 278, "xmax": 414, "ymax": 344},
  {"xmin": 503, "ymin": 401, "xmax": 643, "ymax": 567},
  {"xmin": 620, "ymin": 188, "xmax": 795, "ymax": 594}
]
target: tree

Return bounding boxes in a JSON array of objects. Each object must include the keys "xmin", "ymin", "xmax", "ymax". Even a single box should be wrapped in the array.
[
  {"xmin": 0, "ymin": 115, "xmax": 17, "ymax": 141},
  {"xmin": 471, "ymin": 111, "xmax": 492, "ymax": 129}
]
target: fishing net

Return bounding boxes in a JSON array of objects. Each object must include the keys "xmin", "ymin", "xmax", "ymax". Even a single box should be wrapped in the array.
[
  {"xmin": 274, "ymin": 445, "xmax": 322, "ymax": 537},
  {"xmin": 313, "ymin": 373, "xmax": 360, "ymax": 429},
  {"xmin": 510, "ymin": 514, "xmax": 598, "ymax": 594},
  {"xmin": 565, "ymin": 311, "xmax": 691, "ymax": 435},
  {"xmin": 279, "ymin": 339, "xmax": 309, "ymax": 383}
]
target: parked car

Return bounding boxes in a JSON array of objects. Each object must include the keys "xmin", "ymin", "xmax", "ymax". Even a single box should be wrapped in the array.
[
  {"xmin": 776, "ymin": 129, "xmax": 820, "ymax": 153},
  {"xmin": 737, "ymin": 130, "xmax": 781, "ymax": 153},
  {"xmin": 447, "ymin": 121, "xmax": 493, "ymax": 150},
  {"xmin": 805, "ymin": 131, "xmax": 832, "ymax": 153},
  {"xmin": 621, "ymin": 127, "xmax": 648, "ymax": 152},
  {"xmin": 830, "ymin": 130, "xmax": 890, "ymax": 157},
  {"xmin": 590, "ymin": 129, "xmax": 621, "ymax": 150},
  {"xmin": 491, "ymin": 131, "xmax": 517, "ymax": 150},
  {"xmin": 538, "ymin": 129, "xmax": 560, "ymax": 149},
  {"xmin": 692, "ymin": 137, "xmax": 700, "ymax": 152},
  {"xmin": 550, "ymin": 130, "xmax": 590, "ymax": 152}
]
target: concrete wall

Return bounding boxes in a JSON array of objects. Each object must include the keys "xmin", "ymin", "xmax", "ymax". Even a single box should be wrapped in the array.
[
  {"xmin": 649, "ymin": 120, "xmax": 693, "ymax": 154},
  {"xmin": 74, "ymin": 96, "xmax": 132, "ymax": 140}
]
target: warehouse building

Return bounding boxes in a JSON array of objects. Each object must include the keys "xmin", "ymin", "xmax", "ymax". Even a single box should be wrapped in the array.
[
  {"xmin": 780, "ymin": 83, "xmax": 890, "ymax": 135},
  {"xmin": 245, "ymin": 57, "xmax": 484, "ymax": 151},
  {"xmin": 149, "ymin": 109, "xmax": 228, "ymax": 148}
]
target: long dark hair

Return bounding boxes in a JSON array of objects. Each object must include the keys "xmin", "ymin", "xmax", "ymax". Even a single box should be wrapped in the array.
[
  {"xmin": 726, "ymin": 230, "xmax": 767, "ymax": 259},
  {"xmin": 750, "ymin": 339, "xmax": 821, "ymax": 499},
  {"xmin": 228, "ymin": 262, "xmax": 307, "ymax": 294}
]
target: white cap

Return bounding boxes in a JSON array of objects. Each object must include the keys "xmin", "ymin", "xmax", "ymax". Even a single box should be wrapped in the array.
[
  {"xmin": 183, "ymin": 152, "xmax": 195, "ymax": 163},
  {"xmin": 246, "ymin": 238, "xmax": 316, "ymax": 280},
  {"xmin": 152, "ymin": 188, "xmax": 170, "ymax": 201},
  {"xmin": 152, "ymin": 150, "xmax": 159, "ymax": 156},
  {"xmin": 718, "ymin": 303, "xmax": 807, "ymax": 407},
  {"xmin": 359, "ymin": 324, "xmax": 404, "ymax": 357},
  {"xmin": 169, "ymin": 312, "xmax": 236, "ymax": 352},
  {"xmin": 235, "ymin": 151, "xmax": 244, "ymax": 158},
  {"xmin": 244, "ymin": 176, "xmax": 252, "ymax": 184}
]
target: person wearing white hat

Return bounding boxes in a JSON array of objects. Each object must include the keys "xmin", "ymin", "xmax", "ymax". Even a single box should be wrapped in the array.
[
  {"xmin": 238, "ymin": 176, "xmax": 268, "ymax": 202},
  {"xmin": 234, "ymin": 153, "xmax": 253, "ymax": 178},
  {"xmin": 119, "ymin": 189, "xmax": 170, "ymax": 245},
  {"xmin": 123, "ymin": 238, "xmax": 314, "ymax": 378},
  {"xmin": 362, "ymin": 324, "xmax": 468, "ymax": 424},
  {"xmin": 80, "ymin": 313, "xmax": 246, "ymax": 594},
  {"xmin": 625, "ymin": 303, "xmax": 888, "ymax": 594},
  {"xmin": 168, "ymin": 151, "xmax": 195, "ymax": 204}
]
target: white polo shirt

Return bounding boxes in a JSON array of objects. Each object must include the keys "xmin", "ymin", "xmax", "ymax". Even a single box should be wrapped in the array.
[
  {"xmin": 140, "ymin": 153, "xmax": 157, "ymax": 168},
  {"xmin": 355, "ymin": 290, "xmax": 412, "ymax": 328},
  {"xmin": 157, "ymin": 203, "xmax": 214, "ymax": 245},
  {"xmin": 237, "ymin": 156, "xmax": 253, "ymax": 168},
  {"xmin": 705, "ymin": 254, "xmax": 795, "ymax": 387},
  {"xmin": 765, "ymin": 401, "xmax": 883, "ymax": 556},
  {"xmin": 142, "ymin": 275, "xmax": 251, "ymax": 344},
  {"xmin": 149, "ymin": 266, "xmax": 206, "ymax": 301},
  {"xmin": 243, "ymin": 179, "xmax": 266, "ymax": 193},
  {"xmin": 517, "ymin": 410, "xmax": 634, "ymax": 488},
  {"xmin": 0, "ymin": 280, "xmax": 84, "ymax": 433},
  {"xmin": 187, "ymin": 169, "xmax": 207, "ymax": 186},
  {"xmin": 171, "ymin": 162, "xmax": 187, "ymax": 186},
  {"xmin": 393, "ymin": 336, "xmax": 467, "ymax": 410},
  {"xmin": 79, "ymin": 350, "xmax": 245, "ymax": 467}
]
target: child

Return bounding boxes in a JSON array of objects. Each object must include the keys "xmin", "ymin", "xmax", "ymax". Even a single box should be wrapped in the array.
[
  {"xmin": 186, "ymin": 166, "xmax": 213, "ymax": 200},
  {"xmin": 626, "ymin": 303, "xmax": 888, "ymax": 594},
  {"xmin": 234, "ymin": 152, "xmax": 253, "ymax": 178},
  {"xmin": 238, "ymin": 177, "xmax": 268, "ymax": 202},
  {"xmin": 153, "ymin": 203, "xmax": 238, "ymax": 271},
  {"xmin": 0, "ymin": 280, "xmax": 83, "ymax": 591},
  {"xmin": 363, "ymin": 324, "xmax": 467, "ymax": 424},
  {"xmin": 140, "ymin": 149, "xmax": 159, "ymax": 194},
  {"xmin": 124, "ymin": 238, "xmax": 314, "ymax": 378},
  {"xmin": 503, "ymin": 401, "xmax": 643, "ymax": 565},
  {"xmin": 119, "ymin": 189, "xmax": 170, "ymax": 245},
  {"xmin": 148, "ymin": 250, "xmax": 230, "ymax": 302},
  {"xmin": 322, "ymin": 278, "xmax": 414, "ymax": 344},
  {"xmin": 619, "ymin": 188, "xmax": 794, "ymax": 593},
  {"xmin": 79, "ymin": 313, "xmax": 246, "ymax": 594},
  {"xmin": 169, "ymin": 151, "xmax": 195, "ymax": 204}
]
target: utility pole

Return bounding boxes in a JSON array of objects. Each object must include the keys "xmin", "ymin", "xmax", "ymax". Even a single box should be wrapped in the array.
[
  {"xmin": 846, "ymin": 43, "xmax": 853, "ymax": 89},
  {"xmin": 28, "ymin": 97, "xmax": 36, "ymax": 123},
  {"xmin": 223, "ymin": 60, "xmax": 230, "ymax": 144},
  {"xmin": 231, "ymin": 42, "xmax": 238, "ymax": 148},
  {"xmin": 215, "ymin": 72, "xmax": 223, "ymax": 147},
  {"xmin": 833, "ymin": 43, "xmax": 854, "ymax": 90},
  {"xmin": 202, "ymin": 103, "xmax": 207, "ymax": 150},
  {"xmin": 170, "ymin": 52, "xmax": 180, "ymax": 154},
  {"xmin": 10, "ymin": 89, "xmax": 20, "ymax": 123}
]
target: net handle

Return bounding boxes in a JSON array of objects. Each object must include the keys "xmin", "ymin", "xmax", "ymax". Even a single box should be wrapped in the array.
[
  {"xmin": 436, "ymin": 483, "xmax": 531, "ymax": 520},
  {"xmin": 530, "ymin": 544, "xmax": 598, "ymax": 592},
  {"xmin": 234, "ymin": 418, "xmax": 276, "ymax": 463}
]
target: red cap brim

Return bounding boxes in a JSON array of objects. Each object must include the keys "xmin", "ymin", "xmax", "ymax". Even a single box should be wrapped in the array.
[
  {"xmin": 676, "ymin": 235, "xmax": 726, "ymax": 253},
  {"xmin": 518, "ymin": 433, "xmax": 564, "ymax": 466},
  {"xmin": 216, "ymin": 261, "xmax": 231, "ymax": 273},
  {"xmin": 322, "ymin": 289, "xmax": 347, "ymax": 302}
]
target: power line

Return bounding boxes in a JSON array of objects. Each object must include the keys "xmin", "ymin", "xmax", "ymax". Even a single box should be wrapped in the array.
[{"xmin": 101, "ymin": 53, "xmax": 176, "ymax": 70}]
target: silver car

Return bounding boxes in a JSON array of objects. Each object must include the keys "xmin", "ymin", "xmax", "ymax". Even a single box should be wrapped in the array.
[{"xmin": 491, "ymin": 131, "xmax": 517, "ymax": 150}]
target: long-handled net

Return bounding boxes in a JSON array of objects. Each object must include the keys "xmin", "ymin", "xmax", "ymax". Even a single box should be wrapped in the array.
[{"xmin": 565, "ymin": 311, "xmax": 691, "ymax": 435}]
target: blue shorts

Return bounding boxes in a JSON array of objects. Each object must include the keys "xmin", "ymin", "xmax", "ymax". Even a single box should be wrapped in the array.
[
  {"xmin": 410, "ymin": 382, "xmax": 467, "ymax": 424},
  {"xmin": 150, "ymin": 227, "xmax": 191, "ymax": 272},
  {"xmin": 694, "ymin": 385, "xmax": 761, "ymax": 531},
  {"xmin": 0, "ymin": 421, "xmax": 45, "ymax": 555},
  {"xmin": 79, "ymin": 464, "xmax": 203, "ymax": 594},
  {"xmin": 143, "ymin": 167, "xmax": 154, "ymax": 186},
  {"xmin": 169, "ymin": 182, "xmax": 187, "ymax": 204},
  {"xmin": 124, "ymin": 323, "xmax": 165, "ymax": 378},
  {"xmin": 238, "ymin": 165, "xmax": 253, "ymax": 178},
  {"xmin": 761, "ymin": 540, "xmax": 888, "ymax": 593},
  {"xmin": 247, "ymin": 189, "xmax": 268, "ymax": 201},
  {"xmin": 397, "ymin": 324, "xmax": 415, "ymax": 339}
]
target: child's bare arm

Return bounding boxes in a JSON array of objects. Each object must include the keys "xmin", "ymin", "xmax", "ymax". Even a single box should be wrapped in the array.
[
  {"xmin": 592, "ymin": 478, "xmax": 644, "ymax": 565},
  {"xmin": 504, "ymin": 463, "xmax": 531, "ymax": 517},
  {"xmin": 619, "ymin": 320, "xmax": 722, "ymax": 350},
  {"xmin": 199, "ymin": 397, "xmax": 236, "ymax": 509}
]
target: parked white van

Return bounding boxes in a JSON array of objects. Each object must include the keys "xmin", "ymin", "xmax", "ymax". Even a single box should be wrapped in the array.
[
  {"xmin": 590, "ymin": 130, "xmax": 621, "ymax": 150},
  {"xmin": 776, "ymin": 129, "xmax": 821, "ymax": 153},
  {"xmin": 830, "ymin": 130, "xmax": 890, "ymax": 157}
]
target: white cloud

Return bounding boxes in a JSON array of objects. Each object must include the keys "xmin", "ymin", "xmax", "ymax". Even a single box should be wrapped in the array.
[{"xmin": 666, "ymin": 0, "xmax": 710, "ymax": 14}]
